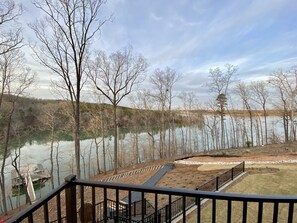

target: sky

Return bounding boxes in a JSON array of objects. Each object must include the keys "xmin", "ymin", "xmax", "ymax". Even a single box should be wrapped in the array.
[{"xmin": 18, "ymin": 0, "xmax": 297, "ymax": 105}]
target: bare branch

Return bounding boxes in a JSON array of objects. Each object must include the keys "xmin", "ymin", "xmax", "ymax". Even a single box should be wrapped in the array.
[
  {"xmin": 0, "ymin": 0, "xmax": 23, "ymax": 55},
  {"xmin": 208, "ymin": 63, "xmax": 238, "ymax": 95}
]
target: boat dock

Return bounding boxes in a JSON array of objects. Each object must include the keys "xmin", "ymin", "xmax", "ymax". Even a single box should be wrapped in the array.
[{"xmin": 11, "ymin": 164, "xmax": 51, "ymax": 188}]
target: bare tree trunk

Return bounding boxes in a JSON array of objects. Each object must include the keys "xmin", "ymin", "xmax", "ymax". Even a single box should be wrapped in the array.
[
  {"xmin": 242, "ymin": 117, "xmax": 248, "ymax": 146},
  {"xmin": 227, "ymin": 109, "xmax": 237, "ymax": 148},
  {"xmin": 81, "ymin": 153, "xmax": 86, "ymax": 179},
  {"xmin": 290, "ymin": 97, "xmax": 295, "ymax": 141},
  {"xmin": 113, "ymin": 103, "xmax": 118, "ymax": 174},
  {"xmin": 248, "ymin": 111, "xmax": 254, "ymax": 146},
  {"xmin": 102, "ymin": 136, "xmax": 106, "ymax": 174},
  {"xmin": 147, "ymin": 132, "xmax": 155, "ymax": 161},
  {"xmin": 56, "ymin": 142, "xmax": 60, "ymax": 185},
  {"xmin": 188, "ymin": 126, "xmax": 192, "ymax": 154},
  {"xmin": 74, "ymin": 102, "xmax": 81, "ymax": 178},
  {"xmin": 263, "ymin": 107, "xmax": 268, "ymax": 144},
  {"xmin": 283, "ymin": 114, "xmax": 289, "ymax": 142},
  {"xmin": 171, "ymin": 122, "xmax": 177, "ymax": 157},
  {"xmin": 132, "ymin": 132, "xmax": 140, "ymax": 164},
  {"xmin": 88, "ymin": 140, "xmax": 93, "ymax": 178},
  {"xmin": 255, "ymin": 116, "xmax": 260, "ymax": 146},
  {"xmin": 168, "ymin": 120, "xmax": 171, "ymax": 158},
  {"xmin": 11, "ymin": 153, "xmax": 31, "ymax": 206},
  {"xmin": 50, "ymin": 127, "xmax": 55, "ymax": 189},
  {"xmin": 180, "ymin": 128, "xmax": 185, "ymax": 154},
  {"xmin": 201, "ymin": 127, "xmax": 205, "ymax": 152},
  {"xmin": 100, "ymin": 109, "xmax": 106, "ymax": 174},
  {"xmin": 225, "ymin": 122, "xmax": 230, "ymax": 149},
  {"xmin": 0, "ymin": 102, "xmax": 15, "ymax": 214},
  {"xmin": 221, "ymin": 112, "xmax": 225, "ymax": 149},
  {"xmin": 94, "ymin": 137, "xmax": 101, "ymax": 174}
]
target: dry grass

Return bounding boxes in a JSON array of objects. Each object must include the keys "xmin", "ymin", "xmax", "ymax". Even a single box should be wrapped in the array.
[{"xmin": 156, "ymin": 164, "xmax": 227, "ymax": 190}]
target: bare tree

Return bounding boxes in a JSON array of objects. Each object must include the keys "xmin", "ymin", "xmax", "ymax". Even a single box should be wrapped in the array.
[
  {"xmin": 85, "ymin": 94, "xmax": 111, "ymax": 175},
  {"xmin": 208, "ymin": 64, "xmax": 237, "ymax": 95},
  {"xmin": 208, "ymin": 64, "xmax": 237, "ymax": 149},
  {"xmin": 216, "ymin": 93, "xmax": 227, "ymax": 149},
  {"xmin": 150, "ymin": 67, "xmax": 181, "ymax": 158},
  {"xmin": 88, "ymin": 48, "xmax": 148, "ymax": 174},
  {"xmin": 86, "ymin": 105, "xmax": 103, "ymax": 174},
  {"xmin": 269, "ymin": 67, "xmax": 297, "ymax": 142},
  {"xmin": 38, "ymin": 103, "xmax": 65, "ymax": 189},
  {"xmin": 134, "ymin": 89, "xmax": 158, "ymax": 161},
  {"xmin": 235, "ymin": 82, "xmax": 254, "ymax": 146},
  {"xmin": 11, "ymin": 150, "xmax": 25, "ymax": 207},
  {"xmin": 250, "ymin": 80, "xmax": 270, "ymax": 145},
  {"xmin": 0, "ymin": 0, "xmax": 23, "ymax": 55},
  {"xmin": 203, "ymin": 101, "xmax": 220, "ymax": 150},
  {"xmin": 0, "ymin": 2, "xmax": 27, "ymax": 212},
  {"xmin": 30, "ymin": 0, "xmax": 109, "ymax": 178},
  {"xmin": 178, "ymin": 91, "xmax": 198, "ymax": 153},
  {"xmin": 0, "ymin": 49, "xmax": 34, "ymax": 214},
  {"xmin": 269, "ymin": 77, "xmax": 290, "ymax": 142},
  {"xmin": 128, "ymin": 93, "xmax": 145, "ymax": 164}
]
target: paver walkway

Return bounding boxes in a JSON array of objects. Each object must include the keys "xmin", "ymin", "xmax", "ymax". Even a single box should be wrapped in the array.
[{"xmin": 122, "ymin": 163, "xmax": 174, "ymax": 203}]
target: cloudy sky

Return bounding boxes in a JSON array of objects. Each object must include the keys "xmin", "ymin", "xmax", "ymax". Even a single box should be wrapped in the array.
[{"xmin": 19, "ymin": 0, "xmax": 297, "ymax": 104}]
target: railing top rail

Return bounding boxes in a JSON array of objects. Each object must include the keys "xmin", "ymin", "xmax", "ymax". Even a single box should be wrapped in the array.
[
  {"xmin": 74, "ymin": 178, "xmax": 297, "ymax": 203},
  {"xmin": 8, "ymin": 181, "xmax": 70, "ymax": 223}
]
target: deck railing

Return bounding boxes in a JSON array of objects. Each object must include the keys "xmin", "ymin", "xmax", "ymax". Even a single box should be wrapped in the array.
[{"xmin": 7, "ymin": 171, "xmax": 297, "ymax": 223}]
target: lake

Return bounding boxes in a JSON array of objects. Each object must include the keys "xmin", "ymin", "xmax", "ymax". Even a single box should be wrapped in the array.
[{"xmin": 0, "ymin": 114, "xmax": 286, "ymax": 211}]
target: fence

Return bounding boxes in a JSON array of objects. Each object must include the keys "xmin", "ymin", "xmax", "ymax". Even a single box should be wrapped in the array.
[{"xmin": 196, "ymin": 161, "xmax": 245, "ymax": 191}]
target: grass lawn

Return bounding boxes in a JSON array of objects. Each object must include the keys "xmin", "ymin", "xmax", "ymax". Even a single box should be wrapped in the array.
[{"xmin": 187, "ymin": 164, "xmax": 297, "ymax": 223}]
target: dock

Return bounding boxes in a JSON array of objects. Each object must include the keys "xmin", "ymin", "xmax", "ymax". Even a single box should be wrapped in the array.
[{"xmin": 11, "ymin": 164, "xmax": 51, "ymax": 188}]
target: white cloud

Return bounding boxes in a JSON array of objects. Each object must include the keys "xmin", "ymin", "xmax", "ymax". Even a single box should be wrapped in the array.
[{"xmin": 150, "ymin": 13, "xmax": 162, "ymax": 21}]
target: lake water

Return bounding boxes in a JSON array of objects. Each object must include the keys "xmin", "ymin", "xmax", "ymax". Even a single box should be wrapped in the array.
[{"xmin": 1, "ymin": 114, "xmax": 286, "ymax": 211}]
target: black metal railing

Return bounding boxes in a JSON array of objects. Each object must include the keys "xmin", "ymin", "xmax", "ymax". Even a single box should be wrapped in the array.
[
  {"xmin": 196, "ymin": 161, "xmax": 245, "ymax": 191},
  {"xmin": 143, "ymin": 196, "xmax": 195, "ymax": 223},
  {"xmin": 7, "ymin": 170, "xmax": 297, "ymax": 223},
  {"xmin": 95, "ymin": 198, "xmax": 153, "ymax": 221}
]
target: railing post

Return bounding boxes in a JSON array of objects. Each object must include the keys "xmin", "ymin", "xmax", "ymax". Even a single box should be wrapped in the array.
[
  {"xmin": 243, "ymin": 161, "xmax": 245, "ymax": 172},
  {"xmin": 144, "ymin": 198, "xmax": 147, "ymax": 215},
  {"xmin": 64, "ymin": 175, "xmax": 77, "ymax": 223},
  {"xmin": 231, "ymin": 168, "xmax": 234, "ymax": 180},
  {"xmin": 216, "ymin": 176, "xmax": 219, "ymax": 191},
  {"xmin": 158, "ymin": 212, "xmax": 161, "ymax": 222},
  {"xmin": 165, "ymin": 205, "xmax": 168, "ymax": 222}
]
